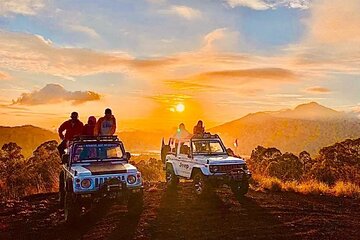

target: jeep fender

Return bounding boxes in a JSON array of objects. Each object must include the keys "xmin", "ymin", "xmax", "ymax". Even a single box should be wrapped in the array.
[
  {"xmin": 165, "ymin": 161, "xmax": 178, "ymax": 175},
  {"xmin": 190, "ymin": 165, "xmax": 210, "ymax": 179}
]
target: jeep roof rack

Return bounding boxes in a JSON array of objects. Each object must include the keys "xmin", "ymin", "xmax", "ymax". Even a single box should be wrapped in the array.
[
  {"xmin": 191, "ymin": 132, "xmax": 220, "ymax": 140},
  {"xmin": 70, "ymin": 135, "xmax": 120, "ymax": 143}
]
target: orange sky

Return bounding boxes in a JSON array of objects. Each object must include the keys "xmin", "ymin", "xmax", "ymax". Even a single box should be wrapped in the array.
[{"xmin": 1, "ymin": 0, "xmax": 360, "ymax": 131}]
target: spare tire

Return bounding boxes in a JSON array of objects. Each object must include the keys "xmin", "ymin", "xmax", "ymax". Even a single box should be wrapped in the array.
[{"xmin": 161, "ymin": 145, "xmax": 171, "ymax": 164}]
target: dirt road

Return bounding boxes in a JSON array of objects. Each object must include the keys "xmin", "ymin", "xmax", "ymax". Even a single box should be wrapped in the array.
[{"xmin": 1, "ymin": 182, "xmax": 359, "ymax": 240}]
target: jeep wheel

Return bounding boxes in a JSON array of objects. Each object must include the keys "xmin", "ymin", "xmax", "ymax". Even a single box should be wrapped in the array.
[
  {"xmin": 127, "ymin": 190, "xmax": 144, "ymax": 216},
  {"xmin": 231, "ymin": 180, "xmax": 249, "ymax": 198},
  {"xmin": 59, "ymin": 172, "xmax": 65, "ymax": 207},
  {"xmin": 193, "ymin": 172, "xmax": 211, "ymax": 197},
  {"xmin": 64, "ymin": 192, "xmax": 81, "ymax": 225},
  {"xmin": 166, "ymin": 164, "xmax": 179, "ymax": 189}
]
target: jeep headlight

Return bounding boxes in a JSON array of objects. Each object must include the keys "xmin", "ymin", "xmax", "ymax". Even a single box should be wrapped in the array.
[
  {"xmin": 127, "ymin": 175, "xmax": 136, "ymax": 184},
  {"xmin": 209, "ymin": 165, "xmax": 219, "ymax": 173},
  {"xmin": 81, "ymin": 179, "xmax": 91, "ymax": 188}
]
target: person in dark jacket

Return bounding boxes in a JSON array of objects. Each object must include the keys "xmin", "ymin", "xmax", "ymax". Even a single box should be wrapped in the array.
[
  {"xmin": 57, "ymin": 112, "xmax": 84, "ymax": 157},
  {"xmin": 193, "ymin": 120, "xmax": 205, "ymax": 135},
  {"xmin": 82, "ymin": 116, "xmax": 96, "ymax": 136}
]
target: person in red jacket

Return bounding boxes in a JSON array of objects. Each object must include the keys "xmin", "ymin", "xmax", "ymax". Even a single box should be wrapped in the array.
[
  {"xmin": 57, "ymin": 112, "xmax": 84, "ymax": 157},
  {"xmin": 82, "ymin": 116, "xmax": 96, "ymax": 136},
  {"xmin": 94, "ymin": 108, "xmax": 116, "ymax": 136}
]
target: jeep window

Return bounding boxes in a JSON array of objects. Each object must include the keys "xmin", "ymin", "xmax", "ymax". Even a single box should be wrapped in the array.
[
  {"xmin": 72, "ymin": 143, "xmax": 124, "ymax": 162},
  {"xmin": 178, "ymin": 142, "xmax": 191, "ymax": 156},
  {"xmin": 192, "ymin": 140, "xmax": 226, "ymax": 155}
]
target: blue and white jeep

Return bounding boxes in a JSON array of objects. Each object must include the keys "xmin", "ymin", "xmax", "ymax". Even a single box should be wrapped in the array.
[
  {"xmin": 59, "ymin": 136, "xmax": 143, "ymax": 223},
  {"xmin": 161, "ymin": 133, "xmax": 251, "ymax": 197}
]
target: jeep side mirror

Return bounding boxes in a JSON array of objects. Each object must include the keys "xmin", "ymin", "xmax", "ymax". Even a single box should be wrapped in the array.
[
  {"xmin": 125, "ymin": 152, "xmax": 131, "ymax": 161},
  {"xmin": 61, "ymin": 154, "xmax": 70, "ymax": 165}
]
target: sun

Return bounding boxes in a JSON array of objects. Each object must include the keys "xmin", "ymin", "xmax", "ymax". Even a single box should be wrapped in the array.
[{"xmin": 175, "ymin": 103, "xmax": 185, "ymax": 112}]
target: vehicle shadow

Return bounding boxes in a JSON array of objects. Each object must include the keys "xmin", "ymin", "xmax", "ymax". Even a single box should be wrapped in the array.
[
  {"xmin": 151, "ymin": 183, "xmax": 299, "ymax": 240},
  {"xmin": 62, "ymin": 202, "xmax": 141, "ymax": 240}
]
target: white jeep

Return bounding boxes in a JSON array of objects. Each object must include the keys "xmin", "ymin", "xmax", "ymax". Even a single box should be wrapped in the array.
[
  {"xmin": 161, "ymin": 133, "xmax": 251, "ymax": 197},
  {"xmin": 59, "ymin": 135, "xmax": 143, "ymax": 224}
]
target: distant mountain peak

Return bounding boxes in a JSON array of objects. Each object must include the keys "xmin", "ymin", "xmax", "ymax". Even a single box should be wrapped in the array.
[
  {"xmin": 294, "ymin": 102, "xmax": 337, "ymax": 113},
  {"xmin": 276, "ymin": 102, "xmax": 342, "ymax": 120}
]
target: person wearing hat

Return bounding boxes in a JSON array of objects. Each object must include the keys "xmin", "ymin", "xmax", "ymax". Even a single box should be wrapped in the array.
[
  {"xmin": 57, "ymin": 112, "xmax": 84, "ymax": 156},
  {"xmin": 94, "ymin": 108, "xmax": 117, "ymax": 135}
]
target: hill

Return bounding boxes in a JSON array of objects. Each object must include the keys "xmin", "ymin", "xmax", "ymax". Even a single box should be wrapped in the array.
[
  {"xmin": 211, "ymin": 102, "xmax": 360, "ymax": 156},
  {"xmin": 0, "ymin": 125, "xmax": 57, "ymax": 157}
]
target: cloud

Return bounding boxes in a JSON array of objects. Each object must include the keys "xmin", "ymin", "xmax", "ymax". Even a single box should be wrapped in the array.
[
  {"xmin": 0, "ymin": 0, "xmax": 45, "ymax": 16},
  {"xmin": 0, "ymin": 31, "xmax": 133, "ymax": 78},
  {"xmin": 0, "ymin": 71, "xmax": 11, "ymax": 80},
  {"xmin": 165, "ymin": 81, "xmax": 221, "ymax": 91},
  {"xmin": 162, "ymin": 68, "xmax": 297, "ymax": 99},
  {"xmin": 305, "ymin": 86, "xmax": 331, "ymax": 94},
  {"xmin": 67, "ymin": 24, "xmax": 100, "ymax": 39},
  {"xmin": 225, "ymin": 0, "xmax": 270, "ymax": 10},
  {"xmin": 224, "ymin": 0, "xmax": 310, "ymax": 10},
  {"xmin": 202, "ymin": 28, "xmax": 241, "ymax": 52},
  {"xmin": 12, "ymin": 84, "xmax": 101, "ymax": 105},
  {"xmin": 285, "ymin": 0, "xmax": 360, "ymax": 75},
  {"xmin": 197, "ymin": 68, "xmax": 296, "ymax": 81},
  {"xmin": 176, "ymin": 68, "xmax": 298, "ymax": 85},
  {"xmin": 166, "ymin": 5, "xmax": 202, "ymax": 20}
]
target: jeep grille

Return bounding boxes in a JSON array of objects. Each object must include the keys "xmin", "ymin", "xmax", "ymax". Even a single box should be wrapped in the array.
[
  {"xmin": 94, "ymin": 176, "xmax": 125, "ymax": 188},
  {"xmin": 209, "ymin": 164, "xmax": 247, "ymax": 173}
]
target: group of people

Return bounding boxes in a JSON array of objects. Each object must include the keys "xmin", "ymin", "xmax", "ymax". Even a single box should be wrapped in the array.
[
  {"xmin": 58, "ymin": 110, "xmax": 206, "ymax": 156},
  {"xmin": 173, "ymin": 120, "xmax": 205, "ymax": 140},
  {"xmin": 57, "ymin": 108, "xmax": 116, "ymax": 156}
]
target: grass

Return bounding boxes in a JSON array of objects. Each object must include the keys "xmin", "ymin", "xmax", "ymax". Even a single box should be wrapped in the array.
[{"xmin": 251, "ymin": 174, "xmax": 360, "ymax": 198}]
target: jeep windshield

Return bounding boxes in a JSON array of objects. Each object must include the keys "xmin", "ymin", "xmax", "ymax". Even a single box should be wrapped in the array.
[
  {"xmin": 72, "ymin": 143, "xmax": 124, "ymax": 163},
  {"xmin": 192, "ymin": 140, "xmax": 227, "ymax": 155}
]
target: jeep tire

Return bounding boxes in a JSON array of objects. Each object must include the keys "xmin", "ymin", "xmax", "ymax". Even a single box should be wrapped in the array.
[
  {"xmin": 193, "ymin": 171, "xmax": 211, "ymax": 197},
  {"xmin": 59, "ymin": 171, "xmax": 65, "ymax": 207},
  {"xmin": 165, "ymin": 164, "xmax": 179, "ymax": 189},
  {"xmin": 231, "ymin": 180, "xmax": 249, "ymax": 198},
  {"xmin": 64, "ymin": 192, "xmax": 81, "ymax": 225},
  {"xmin": 127, "ymin": 189, "xmax": 144, "ymax": 216}
]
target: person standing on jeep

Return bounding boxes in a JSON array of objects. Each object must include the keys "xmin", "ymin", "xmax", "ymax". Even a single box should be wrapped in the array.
[
  {"xmin": 57, "ymin": 112, "xmax": 84, "ymax": 157},
  {"xmin": 82, "ymin": 116, "xmax": 96, "ymax": 136},
  {"xmin": 173, "ymin": 123, "xmax": 192, "ymax": 140},
  {"xmin": 193, "ymin": 120, "xmax": 205, "ymax": 135},
  {"xmin": 94, "ymin": 108, "xmax": 116, "ymax": 135}
]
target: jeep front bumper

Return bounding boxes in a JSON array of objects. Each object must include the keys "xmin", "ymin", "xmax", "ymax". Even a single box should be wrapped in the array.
[{"xmin": 207, "ymin": 169, "xmax": 251, "ymax": 184}]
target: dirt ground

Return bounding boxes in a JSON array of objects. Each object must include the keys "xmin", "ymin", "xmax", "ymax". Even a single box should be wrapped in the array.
[{"xmin": 1, "ymin": 182, "xmax": 359, "ymax": 240}]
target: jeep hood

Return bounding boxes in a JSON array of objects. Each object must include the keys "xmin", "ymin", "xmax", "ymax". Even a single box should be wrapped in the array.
[
  {"xmin": 195, "ymin": 155, "xmax": 246, "ymax": 165},
  {"xmin": 70, "ymin": 163, "xmax": 137, "ymax": 176}
]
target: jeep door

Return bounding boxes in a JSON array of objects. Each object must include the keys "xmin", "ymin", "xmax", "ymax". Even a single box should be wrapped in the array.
[{"xmin": 174, "ymin": 141, "xmax": 194, "ymax": 178}]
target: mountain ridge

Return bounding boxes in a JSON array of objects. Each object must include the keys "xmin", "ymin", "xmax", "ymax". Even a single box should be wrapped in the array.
[{"xmin": 211, "ymin": 102, "xmax": 360, "ymax": 155}]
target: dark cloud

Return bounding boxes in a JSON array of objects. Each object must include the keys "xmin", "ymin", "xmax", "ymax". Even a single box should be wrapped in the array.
[{"xmin": 13, "ymin": 83, "xmax": 101, "ymax": 105}]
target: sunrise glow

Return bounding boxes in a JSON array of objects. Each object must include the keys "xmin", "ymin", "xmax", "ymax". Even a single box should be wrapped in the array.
[{"xmin": 175, "ymin": 103, "xmax": 185, "ymax": 112}]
